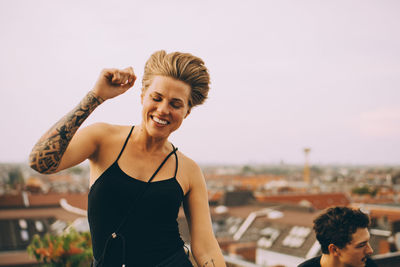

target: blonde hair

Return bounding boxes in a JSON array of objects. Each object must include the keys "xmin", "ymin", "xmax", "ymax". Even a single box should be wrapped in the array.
[{"xmin": 142, "ymin": 50, "xmax": 210, "ymax": 108}]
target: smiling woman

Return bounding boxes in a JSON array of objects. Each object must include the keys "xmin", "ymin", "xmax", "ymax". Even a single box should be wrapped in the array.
[
  {"xmin": 141, "ymin": 76, "xmax": 192, "ymax": 140},
  {"xmin": 28, "ymin": 50, "xmax": 225, "ymax": 267}
]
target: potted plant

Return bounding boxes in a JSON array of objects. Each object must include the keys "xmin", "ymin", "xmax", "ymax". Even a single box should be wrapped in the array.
[{"xmin": 27, "ymin": 227, "xmax": 92, "ymax": 267}]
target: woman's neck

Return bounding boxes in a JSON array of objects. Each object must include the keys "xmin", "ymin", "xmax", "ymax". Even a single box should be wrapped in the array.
[{"xmin": 132, "ymin": 124, "xmax": 170, "ymax": 153}]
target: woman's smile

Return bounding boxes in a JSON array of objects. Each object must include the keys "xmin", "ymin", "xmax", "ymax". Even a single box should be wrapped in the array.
[{"xmin": 151, "ymin": 115, "xmax": 169, "ymax": 125}]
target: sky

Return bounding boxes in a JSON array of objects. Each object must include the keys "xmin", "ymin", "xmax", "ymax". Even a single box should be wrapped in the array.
[{"xmin": 1, "ymin": 0, "xmax": 399, "ymax": 165}]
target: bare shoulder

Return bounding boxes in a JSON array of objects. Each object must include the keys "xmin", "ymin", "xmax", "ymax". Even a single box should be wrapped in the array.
[
  {"xmin": 84, "ymin": 122, "xmax": 123, "ymax": 136},
  {"xmin": 176, "ymin": 150, "xmax": 205, "ymax": 187},
  {"xmin": 83, "ymin": 123, "xmax": 131, "ymax": 141},
  {"xmin": 88, "ymin": 123, "xmax": 133, "ymax": 183},
  {"xmin": 177, "ymin": 151, "xmax": 201, "ymax": 173},
  {"xmin": 86, "ymin": 123, "xmax": 133, "ymax": 161}
]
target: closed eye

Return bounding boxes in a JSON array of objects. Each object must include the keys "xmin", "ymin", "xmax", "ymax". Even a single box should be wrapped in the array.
[
  {"xmin": 356, "ymin": 242, "xmax": 367, "ymax": 248},
  {"xmin": 171, "ymin": 101, "xmax": 183, "ymax": 109}
]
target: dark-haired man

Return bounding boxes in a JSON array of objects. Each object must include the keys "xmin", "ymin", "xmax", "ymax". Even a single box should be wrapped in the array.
[{"xmin": 298, "ymin": 206, "xmax": 377, "ymax": 267}]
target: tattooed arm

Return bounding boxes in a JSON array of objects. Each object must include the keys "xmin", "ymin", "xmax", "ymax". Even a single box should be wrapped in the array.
[
  {"xmin": 29, "ymin": 67, "xmax": 136, "ymax": 174},
  {"xmin": 29, "ymin": 92, "xmax": 102, "ymax": 173},
  {"xmin": 183, "ymin": 159, "xmax": 226, "ymax": 267}
]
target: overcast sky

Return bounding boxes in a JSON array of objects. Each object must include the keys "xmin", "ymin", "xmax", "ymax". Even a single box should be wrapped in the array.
[{"xmin": 1, "ymin": 0, "xmax": 399, "ymax": 165}]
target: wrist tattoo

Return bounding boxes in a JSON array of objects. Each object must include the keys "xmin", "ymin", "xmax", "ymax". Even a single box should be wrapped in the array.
[
  {"xmin": 29, "ymin": 92, "xmax": 101, "ymax": 173},
  {"xmin": 202, "ymin": 259, "xmax": 215, "ymax": 267},
  {"xmin": 90, "ymin": 91, "xmax": 105, "ymax": 104}
]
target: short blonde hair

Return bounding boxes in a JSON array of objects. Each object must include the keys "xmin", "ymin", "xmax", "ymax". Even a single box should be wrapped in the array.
[{"xmin": 142, "ymin": 50, "xmax": 210, "ymax": 108}]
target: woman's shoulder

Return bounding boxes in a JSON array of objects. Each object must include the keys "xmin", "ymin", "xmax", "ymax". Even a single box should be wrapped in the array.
[
  {"xmin": 86, "ymin": 123, "xmax": 134, "ymax": 165},
  {"xmin": 86, "ymin": 122, "xmax": 130, "ymax": 131},
  {"xmin": 176, "ymin": 150, "xmax": 199, "ymax": 169},
  {"xmin": 85, "ymin": 122, "xmax": 133, "ymax": 138},
  {"xmin": 175, "ymin": 149, "xmax": 203, "ymax": 178}
]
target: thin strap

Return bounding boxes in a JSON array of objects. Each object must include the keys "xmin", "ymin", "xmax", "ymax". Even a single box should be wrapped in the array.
[
  {"xmin": 115, "ymin": 126, "xmax": 135, "ymax": 162},
  {"xmin": 147, "ymin": 144, "xmax": 178, "ymax": 183},
  {"xmin": 114, "ymin": 144, "xmax": 178, "ymax": 233},
  {"xmin": 172, "ymin": 144, "xmax": 178, "ymax": 178}
]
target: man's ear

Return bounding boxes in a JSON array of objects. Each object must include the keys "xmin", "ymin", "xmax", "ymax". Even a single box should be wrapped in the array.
[{"xmin": 328, "ymin": 244, "xmax": 340, "ymax": 256}]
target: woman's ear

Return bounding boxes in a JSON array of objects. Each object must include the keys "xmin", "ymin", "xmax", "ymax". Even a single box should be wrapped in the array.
[
  {"xmin": 184, "ymin": 107, "xmax": 191, "ymax": 119},
  {"xmin": 140, "ymin": 90, "xmax": 144, "ymax": 104}
]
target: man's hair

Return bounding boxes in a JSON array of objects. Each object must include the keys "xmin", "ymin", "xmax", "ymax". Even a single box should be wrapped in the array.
[
  {"xmin": 313, "ymin": 206, "xmax": 370, "ymax": 254},
  {"xmin": 142, "ymin": 50, "xmax": 210, "ymax": 108}
]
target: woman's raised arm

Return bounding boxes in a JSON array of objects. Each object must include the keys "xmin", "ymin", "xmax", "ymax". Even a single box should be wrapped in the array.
[{"xmin": 29, "ymin": 67, "xmax": 136, "ymax": 174}]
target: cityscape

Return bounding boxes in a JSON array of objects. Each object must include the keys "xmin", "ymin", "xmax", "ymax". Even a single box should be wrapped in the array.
[
  {"xmin": 1, "ymin": 0, "xmax": 400, "ymax": 266},
  {"xmin": 1, "ymin": 158, "xmax": 400, "ymax": 266}
]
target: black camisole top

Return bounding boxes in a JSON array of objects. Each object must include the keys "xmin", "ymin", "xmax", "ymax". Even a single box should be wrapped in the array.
[{"xmin": 88, "ymin": 126, "xmax": 185, "ymax": 266}]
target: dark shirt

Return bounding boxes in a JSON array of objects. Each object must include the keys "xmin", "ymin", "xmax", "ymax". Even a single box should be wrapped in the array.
[
  {"xmin": 88, "ymin": 126, "xmax": 185, "ymax": 266},
  {"xmin": 298, "ymin": 255, "xmax": 378, "ymax": 267},
  {"xmin": 298, "ymin": 256, "xmax": 321, "ymax": 267}
]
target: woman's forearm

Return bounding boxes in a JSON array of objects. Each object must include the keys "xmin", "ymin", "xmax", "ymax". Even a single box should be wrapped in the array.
[
  {"xmin": 193, "ymin": 240, "xmax": 226, "ymax": 267},
  {"xmin": 197, "ymin": 254, "xmax": 225, "ymax": 267},
  {"xmin": 29, "ymin": 91, "xmax": 103, "ymax": 174}
]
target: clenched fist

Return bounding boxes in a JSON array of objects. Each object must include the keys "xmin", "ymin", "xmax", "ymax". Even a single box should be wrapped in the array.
[{"xmin": 92, "ymin": 67, "xmax": 137, "ymax": 101}]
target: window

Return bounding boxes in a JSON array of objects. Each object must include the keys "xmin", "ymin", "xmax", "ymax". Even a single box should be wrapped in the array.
[
  {"xmin": 282, "ymin": 226, "xmax": 311, "ymax": 248},
  {"xmin": 18, "ymin": 219, "xmax": 28, "ymax": 229},
  {"xmin": 35, "ymin": 220, "xmax": 44, "ymax": 232},
  {"xmin": 257, "ymin": 227, "xmax": 280, "ymax": 248},
  {"xmin": 20, "ymin": 230, "xmax": 29, "ymax": 242}
]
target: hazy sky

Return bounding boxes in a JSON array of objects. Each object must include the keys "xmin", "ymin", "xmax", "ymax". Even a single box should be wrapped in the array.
[{"xmin": 1, "ymin": 0, "xmax": 399, "ymax": 165}]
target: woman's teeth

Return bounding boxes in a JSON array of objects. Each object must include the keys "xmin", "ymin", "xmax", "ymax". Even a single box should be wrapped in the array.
[{"xmin": 153, "ymin": 116, "xmax": 168, "ymax": 125}]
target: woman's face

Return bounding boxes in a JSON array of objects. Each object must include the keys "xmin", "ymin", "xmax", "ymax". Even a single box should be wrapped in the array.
[{"xmin": 141, "ymin": 75, "xmax": 191, "ymax": 139}]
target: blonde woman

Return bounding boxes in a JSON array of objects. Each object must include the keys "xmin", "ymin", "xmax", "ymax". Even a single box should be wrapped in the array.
[{"xmin": 29, "ymin": 51, "xmax": 225, "ymax": 267}]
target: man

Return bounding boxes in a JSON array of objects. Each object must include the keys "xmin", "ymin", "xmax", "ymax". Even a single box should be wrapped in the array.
[{"xmin": 298, "ymin": 206, "xmax": 377, "ymax": 267}]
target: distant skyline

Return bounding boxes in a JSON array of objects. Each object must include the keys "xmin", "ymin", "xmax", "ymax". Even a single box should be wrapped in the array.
[{"xmin": 1, "ymin": 0, "xmax": 400, "ymax": 165}]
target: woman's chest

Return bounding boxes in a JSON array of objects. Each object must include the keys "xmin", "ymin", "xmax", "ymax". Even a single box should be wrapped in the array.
[{"xmin": 89, "ymin": 170, "xmax": 184, "ymax": 221}]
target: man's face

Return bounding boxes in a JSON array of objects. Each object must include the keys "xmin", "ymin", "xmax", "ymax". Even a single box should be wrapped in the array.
[{"xmin": 337, "ymin": 228, "xmax": 374, "ymax": 267}]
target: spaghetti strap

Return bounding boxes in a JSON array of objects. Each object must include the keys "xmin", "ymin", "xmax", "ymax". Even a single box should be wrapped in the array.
[
  {"xmin": 115, "ymin": 126, "xmax": 135, "ymax": 162},
  {"xmin": 172, "ymin": 144, "xmax": 178, "ymax": 178},
  {"xmin": 148, "ymin": 144, "xmax": 178, "ymax": 183}
]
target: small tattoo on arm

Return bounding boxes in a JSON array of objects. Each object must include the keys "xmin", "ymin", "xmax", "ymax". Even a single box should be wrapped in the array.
[
  {"xmin": 29, "ymin": 91, "xmax": 101, "ymax": 173},
  {"xmin": 202, "ymin": 259, "xmax": 215, "ymax": 267}
]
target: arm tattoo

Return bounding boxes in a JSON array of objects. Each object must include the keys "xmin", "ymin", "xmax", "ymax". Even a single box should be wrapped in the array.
[
  {"xmin": 29, "ymin": 91, "xmax": 102, "ymax": 173},
  {"xmin": 202, "ymin": 259, "xmax": 215, "ymax": 267}
]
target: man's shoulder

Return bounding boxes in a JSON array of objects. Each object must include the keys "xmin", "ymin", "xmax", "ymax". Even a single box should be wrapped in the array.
[{"xmin": 297, "ymin": 256, "xmax": 321, "ymax": 267}]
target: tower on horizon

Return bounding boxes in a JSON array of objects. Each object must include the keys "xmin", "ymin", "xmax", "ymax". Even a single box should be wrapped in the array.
[{"xmin": 303, "ymin": 148, "xmax": 311, "ymax": 185}]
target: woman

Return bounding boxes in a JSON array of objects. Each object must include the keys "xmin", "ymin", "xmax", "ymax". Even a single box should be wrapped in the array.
[{"xmin": 29, "ymin": 50, "xmax": 226, "ymax": 267}]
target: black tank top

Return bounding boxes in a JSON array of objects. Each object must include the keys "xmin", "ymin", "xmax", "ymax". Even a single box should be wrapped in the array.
[{"xmin": 88, "ymin": 126, "xmax": 185, "ymax": 266}]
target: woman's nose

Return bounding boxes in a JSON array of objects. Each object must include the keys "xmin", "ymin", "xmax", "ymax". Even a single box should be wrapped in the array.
[{"xmin": 157, "ymin": 100, "xmax": 169, "ymax": 114}]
